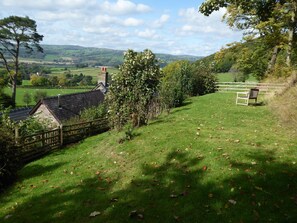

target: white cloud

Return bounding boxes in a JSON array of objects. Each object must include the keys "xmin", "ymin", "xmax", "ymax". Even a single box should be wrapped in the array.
[
  {"xmin": 92, "ymin": 15, "xmax": 119, "ymax": 25},
  {"xmin": 152, "ymin": 14, "xmax": 170, "ymax": 28},
  {"xmin": 100, "ymin": 0, "xmax": 151, "ymax": 15},
  {"xmin": 36, "ymin": 11, "xmax": 83, "ymax": 21},
  {"xmin": 178, "ymin": 7, "xmax": 239, "ymax": 37},
  {"xmin": 1, "ymin": 0, "xmax": 87, "ymax": 10},
  {"xmin": 122, "ymin": 17, "xmax": 143, "ymax": 27},
  {"xmin": 137, "ymin": 29, "xmax": 159, "ymax": 39}
]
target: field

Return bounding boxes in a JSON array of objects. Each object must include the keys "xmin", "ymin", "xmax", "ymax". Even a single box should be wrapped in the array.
[
  {"xmin": 1, "ymin": 93, "xmax": 296, "ymax": 223},
  {"xmin": 4, "ymin": 87, "xmax": 90, "ymax": 106},
  {"xmin": 2, "ymin": 67, "xmax": 119, "ymax": 107},
  {"xmin": 50, "ymin": 67, "xmax": 119, "ymax": 79}
]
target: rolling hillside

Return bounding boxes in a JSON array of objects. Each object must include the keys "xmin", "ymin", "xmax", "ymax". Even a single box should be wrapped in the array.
[{"xmin": 20, "ymin": 45, "xmax": 202, "ymax": 67}]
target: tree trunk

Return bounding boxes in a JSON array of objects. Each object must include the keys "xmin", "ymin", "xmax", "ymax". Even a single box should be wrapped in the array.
[
  {"xmin": 286, "ymin": 29, "xmax": 293, "ymax": 67},
  {"xmin": 266, "ymin": 46, "xmax": 280, "ymax": 75},
  {"xmin": 286, "ymin": 1, "xmax": 297, "ymax": 67},
  {"xmin": 11, "ymin": 74, "xmax": 17, "ymax": 107}
]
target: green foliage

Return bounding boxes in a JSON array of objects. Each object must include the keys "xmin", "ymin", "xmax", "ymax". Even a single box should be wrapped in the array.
[
  {"xmin": 22, "ymin": 92, "xmax": 32, "ymax": 106},
  {"xmin": 0, "ymin": 91, "xmax": 15, "ymax": 108},
  {"xmin": 160, "ymin": 61, "xmax": 193, "ymax": 109},
  {"xmin": 235, "ymin": 45, "xmax": 269, "ymax": 81},
  {"xmin": 0, "ymin": 127, "xmax": 19, "ymax": 191},
  {"xmin": 199, "ymin": 0, "xmax": 297, "ymax": 77},
  {"xmin": 191, "ymin": 62, "xmax": 217, "ymax": 95},
  {"xmin": 118, "ymin": 122, "xmax": 136, "ymax": 143},
  {"xmin": 0, "ymin": 107, "xmax": 46, "ymax": 137},
  {"xmin": 30, "ymin": 74, "xmax": 50, "ymax": 86},
  {"xmin": 17, "ymin": 117, "xmax": 47, "ymax": 137},
  {"xmin": 80, "ymin": 103, "xmax": 108, "ymax": 121},
  {"xmin": 0, "ymin": 15, "xmax": 43, "ymax": 105},
  {"xmin": 0, "ymin": 110, "xmax": 46, "ymax": 191},
  {"xmin": 160, "ymin": 60, "xmax": 217, "ymax": 112},
  {"xmin": 33, "ymin": 90, "xmax": 47, "ymax": 103},
  {"xmin": 107, "ymin": 49, "xmax": 162, "ymax": 129}
]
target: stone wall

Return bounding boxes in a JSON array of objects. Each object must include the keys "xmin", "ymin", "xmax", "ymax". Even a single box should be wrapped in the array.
[{"xmin": 33, "ymin": 104, "xmax": 60, "ymax": 128}]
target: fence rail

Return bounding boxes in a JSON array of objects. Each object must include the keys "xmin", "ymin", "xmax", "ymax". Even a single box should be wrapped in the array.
[
  {"xmin": 216, "ymin": 82, "xmax": 286, "ymax": 94},
  {"xmin": 16, "ymin": 118, "xmax": 109, "ymax": 163}
]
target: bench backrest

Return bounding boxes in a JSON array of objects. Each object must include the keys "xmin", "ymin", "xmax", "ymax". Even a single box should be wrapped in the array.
[{"xmin": 249, "ymin": 88, "xmax": 259, "ymax": 99}]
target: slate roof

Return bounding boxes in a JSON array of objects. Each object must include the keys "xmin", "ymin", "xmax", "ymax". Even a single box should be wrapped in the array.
[
  {"xmin": 0, "ymin": 107, "xmax": 32, "ymax": 122},
  {"xmin": 29, "ymin": 90, "xmax": 105, "ymax": 124}
]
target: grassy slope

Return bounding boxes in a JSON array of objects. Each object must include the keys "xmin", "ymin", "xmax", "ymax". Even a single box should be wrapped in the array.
[{"xmin": 0, "ymin": 93, "xmax": 296, "ymax": 223}]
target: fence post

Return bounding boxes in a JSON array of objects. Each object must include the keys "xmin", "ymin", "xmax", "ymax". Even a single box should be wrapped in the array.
[
  {"xmin": 15, "ymin": 126, "xmax": 19, "ymax": 145},
  {"xmin": 60, "ymin": 125, "xmax": 63, "ymax": 146},
  {"xmin": 42, "ymin": 131, "xmax": 45, "ymax": 148}
]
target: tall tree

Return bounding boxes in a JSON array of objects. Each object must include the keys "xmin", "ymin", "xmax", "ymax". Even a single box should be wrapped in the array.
[
  {"xmin": 199, "ymin": 0, "xmax": 289, "ymax": 74},
  {"xmin": 285, "ymin": 1, "xmax": 297, "ymax": 67},
  {"xmin": 107, "ymin": 49, "xmax": 162, "ymax": 129},
  {"xmin": 0, "ymin": 16, "xmax": 43, "ymax": 106}
]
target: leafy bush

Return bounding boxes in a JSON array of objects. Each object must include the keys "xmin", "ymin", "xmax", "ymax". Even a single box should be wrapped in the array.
[
  {"xmin": 191, "ymin": 62, "xmax": 217, "ymax": 96},
  {"xmin": 107, "ymin": 49, "xmax": 162, "ymax": 129},
  {"xmin": 33, "ymin": 90, "xmax": 47, "ymax": 103},
  {"xmin": 160, "ymin": 61, "xmax": 193, "ymax": 110},
  {"xmin": 18, "ymin": 117, "xmax": 47, "ymax": 137},
  {"xmin": 0, "ymin": 92, "xmax": 15, "ymax": 108},
  {"xmin": 23, "ymin": 92, "xmax": 32, "ymax": 106},
  {"xmin": 118, "ymin": 122, "xmax": 136, "ymax": 144},
  {"xmin": 0, "ymin": 127, "xmax": 19, "ymax": 191},
  {"xmin": 80, "ymin": 103, "xmax": 108, "ymax": 121}
]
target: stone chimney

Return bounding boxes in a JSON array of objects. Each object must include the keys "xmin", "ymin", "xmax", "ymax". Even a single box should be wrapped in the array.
[{"xmin": 58, "ymin": 94, "xmax": 62, "ymax": 109}]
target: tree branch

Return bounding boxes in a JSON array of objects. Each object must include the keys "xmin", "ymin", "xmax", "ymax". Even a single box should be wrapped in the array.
[{"xmin": 0, "ymin": 51, "xmax": 11, "ymax": 74}]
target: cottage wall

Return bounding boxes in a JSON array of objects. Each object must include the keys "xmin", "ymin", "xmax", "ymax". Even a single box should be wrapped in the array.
[{"xmin": 33, "ymin": 104, "xmax": 60, "ymax": 128}]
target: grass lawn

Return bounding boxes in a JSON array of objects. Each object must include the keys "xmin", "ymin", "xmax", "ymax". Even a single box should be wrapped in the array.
[
  {"xmin": 0, "ymin": 93, "xmax": 296, "ymax": 222},
  {"xmin": 4, "ymin": 87, "xmax": 90, "ymax": 106}
]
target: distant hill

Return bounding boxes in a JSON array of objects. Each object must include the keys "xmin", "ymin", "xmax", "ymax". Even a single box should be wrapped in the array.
[{"xmin": 20, "ymin": 45, "xmax": 202, "ymax": 67}]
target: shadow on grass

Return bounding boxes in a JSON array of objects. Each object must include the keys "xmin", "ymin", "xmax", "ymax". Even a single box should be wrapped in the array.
[
  {"xmin": 20, "ymin": 162, "xmax": 67, "ymax": 180},
  {"xmin": 4, "ymin": 150, "xmax": 297, "ymax": 223}
]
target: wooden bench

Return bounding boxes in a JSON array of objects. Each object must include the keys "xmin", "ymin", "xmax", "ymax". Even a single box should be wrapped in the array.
[{"xmin": 236, "ymin": 88, "xmax": 259, "ymax": 106}]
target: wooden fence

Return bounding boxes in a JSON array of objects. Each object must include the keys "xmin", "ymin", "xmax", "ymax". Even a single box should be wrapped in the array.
[
  {"xmin": 16, "ymin": 118, "xmax": 109, "ymax": 163},
  {"xmin": 216, "ymin": 82, "xmax": 286, "ymax": 94}
]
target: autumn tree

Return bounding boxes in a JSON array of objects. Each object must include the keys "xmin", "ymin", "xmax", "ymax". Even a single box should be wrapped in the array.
[
  {"xmin": 107, "ymin": 49, "xmax": 162, "ymax": 129},
  {"xmin": 0, "ymin": 16, "xmax": 43, "ymax": 106}
]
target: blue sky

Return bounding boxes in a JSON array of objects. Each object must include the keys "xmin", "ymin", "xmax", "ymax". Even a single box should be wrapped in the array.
[{"xmin": 0, "ymin": 0, "xmax": 243, "ymax": 56}]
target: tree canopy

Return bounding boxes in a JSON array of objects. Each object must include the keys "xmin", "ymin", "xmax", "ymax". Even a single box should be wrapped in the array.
[
  {"xmin": 107, "ymin": 49, "xmax": 162, "ymax": 129},
  {"xmin": 0, "ymin": 15, "xmax": 43, "ymax": 106},
  {"xmin": 199, "ymin": 0, "xmax": 297, "ymax": 78}
]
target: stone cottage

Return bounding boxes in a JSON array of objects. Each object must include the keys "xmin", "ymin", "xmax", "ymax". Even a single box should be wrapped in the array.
[{"xmin": 29, "ymin": 90, "xmax": 105, "ymax": 127}]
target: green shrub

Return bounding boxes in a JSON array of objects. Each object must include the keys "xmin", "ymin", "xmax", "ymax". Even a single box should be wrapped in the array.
[
  {"xmin": 80, "ymin": 103, "xmax": 107, "ymax": 121},
  {"xmin": 191, "ymin": 62, "xmax": 217, "ymax": 96},
  {"xmin": 0, "ymin": 128, "xmax": 19, "ymax": 191},
  {"xmin": 118, "ymin": 122, "xmax": 135, "ymax": 143},
  {"xmin": 160, "ymin": 61, "xmax": 193, "ymax": 110},
  {"xmin": 23, "ymin": 92, "xmax": 32, "ymax": 106},
  {"xmin": 107, "ymin": 49, "xmax": 162, "ymax": 129},
  {"xmin": 18, "ymin": 117, "xmax": 47, "ymax": 137},
  {"xmin": 33, "ymin": 90, "xmax": 47, "ymax": 103},
  {"xmin": 0, "ymin": 92, "xmax": 15, "ymax": 108}
]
